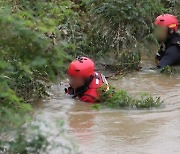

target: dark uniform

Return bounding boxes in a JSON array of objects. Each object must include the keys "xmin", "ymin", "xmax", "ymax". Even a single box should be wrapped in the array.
[{"xmin": 156, "ymin": 33, "xmax": 180, "ymax": 68}]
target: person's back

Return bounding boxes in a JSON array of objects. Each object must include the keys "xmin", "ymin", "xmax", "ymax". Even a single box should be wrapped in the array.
[
  {"xmin": 154, "ymin": 14, "xmax": 180, "ymax": 68},
  {"xmin": 156, "ymin": 32, "xmax": 180, "ymax": 68}
]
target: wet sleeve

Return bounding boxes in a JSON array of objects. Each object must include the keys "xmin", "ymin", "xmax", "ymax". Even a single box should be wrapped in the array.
[
  {"xmin": 158, "ymin": 46, "xmax": 180, "ymax": 68},
  {"xmin": 80, "ymin": 94, "xmax": 96, "ymax": 103}
]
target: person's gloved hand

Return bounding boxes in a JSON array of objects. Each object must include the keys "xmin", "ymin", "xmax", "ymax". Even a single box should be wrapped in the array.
[{"xmin": 65, "ymin": 87, "xmax": 75, "ymax": 95}]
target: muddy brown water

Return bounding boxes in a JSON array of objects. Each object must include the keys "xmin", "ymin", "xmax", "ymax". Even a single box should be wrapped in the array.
[{"xmin": 36, "ymin": 58, "xmax": 180, "ymax": 154}]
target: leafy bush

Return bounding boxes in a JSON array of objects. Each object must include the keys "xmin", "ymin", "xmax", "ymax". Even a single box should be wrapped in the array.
[
  {"xmin": 0, "ymin": 0, "xmax": 179, "ymax": 152},
  {"xmin": 93, "ymin": 86, "xmax": 163, "ymax": 109},
  {"xmin": 0, "ymin": 1, "xmax": 83, "ymax": 152},
  {"xmin": 81, "ymin": 0, "xmax": 165, "ymax": 69},
  {"xmin": 0, "ymin": 0, "xmax": 83, "ymax": 111},
  {"xmin": 0, "ymin": 121, "xmax": 79, "ymax": 154},
  {"xmin": 160, "ymin": 66, "xmax": 177, "ymax": 75},
  {"xmin": 81, "ymin": 0, "xmax": 180, "ymax": 69},
  {"xmin": 161, "ymin": 0, "xmax": 180, "ymax": 18}
]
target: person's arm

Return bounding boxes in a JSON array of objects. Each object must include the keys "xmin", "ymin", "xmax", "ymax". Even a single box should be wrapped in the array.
[
  {"xmin": 155, "ymin": 49, "xmax": 165, "ymax": 66},
  {"xmin": 158, "ymin": 46, "xmax": 180, "ymax": 68},
  {"xmin": 80, "ymin": 94, "xmax": 96, "ymax": 103}
]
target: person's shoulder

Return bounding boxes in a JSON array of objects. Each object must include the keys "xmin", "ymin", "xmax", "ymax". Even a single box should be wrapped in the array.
[
  {"xmin": 171, "ymin": 32, "xmax": 180, "ymax": 46},
  {"xmin": 165, "ymin": 45, "xmax": 180, "ymax": 54},
  {"xmin": 89, "ymin": 72, "xmax": 105, "ymax": 89}
]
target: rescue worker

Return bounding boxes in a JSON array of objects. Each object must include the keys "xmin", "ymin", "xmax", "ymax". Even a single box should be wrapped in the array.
[
  {"xmin": 65, "ymin": 57, "xmax": 109, "ymax": 103},
  {"xmin": 154, "ymin": 14, "xmax": 180, "ymax": 68}
]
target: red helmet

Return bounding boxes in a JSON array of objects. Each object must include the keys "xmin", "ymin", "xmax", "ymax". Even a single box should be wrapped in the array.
[
  {"xmin": 154, "ymin": 14, "xmax": 179, "ymax": 32},
  {"xmin": 68, "ymin": 57, "xmax": 95, "ymax": 78}
]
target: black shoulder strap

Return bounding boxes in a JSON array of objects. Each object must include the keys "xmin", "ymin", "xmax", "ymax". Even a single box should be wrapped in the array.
[
  {"xmin": 172, "ymin": 33, "xmax": 180, "ymax": 47},
  {"xmin": 72, "ymin": 75, "xmax": 94, "ymax": 98}
]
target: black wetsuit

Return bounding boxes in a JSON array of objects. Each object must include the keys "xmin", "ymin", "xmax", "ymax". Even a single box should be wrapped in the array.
[{"xmin": 156, "ymin": 32, "xmax": 180, "ymax": 68}]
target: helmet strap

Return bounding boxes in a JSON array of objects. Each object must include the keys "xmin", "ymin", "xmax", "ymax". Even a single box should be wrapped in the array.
[
  {"xmin": 72, "ymin": 75, "xmax": 94, "ymax": 98},
  {"xmin": 168, "ymin": 28, "xmax": 176, "ymax": 35}
]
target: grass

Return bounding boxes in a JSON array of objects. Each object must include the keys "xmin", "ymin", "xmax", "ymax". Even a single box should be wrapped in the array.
[
  {"xmin": 160, "ymin": 66, "xmax": 176, "ymax": 75},
  {"xmin": 92, "ymin": 86, "xmax": 163, "ymax": 110}
]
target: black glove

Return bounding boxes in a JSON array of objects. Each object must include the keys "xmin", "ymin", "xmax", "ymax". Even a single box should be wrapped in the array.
[{"xmin": 65, "ymin": 87, "xmax": 75, "ymax": 95}]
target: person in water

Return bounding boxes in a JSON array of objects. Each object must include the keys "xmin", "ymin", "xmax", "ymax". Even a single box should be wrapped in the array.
[
  {"xmin": 154, "ymin": 14, "xmax": 180, "ymax": 68},
  {"xmin": 65, "ymin": 57, "xmax": 109, "ymax": 103}
]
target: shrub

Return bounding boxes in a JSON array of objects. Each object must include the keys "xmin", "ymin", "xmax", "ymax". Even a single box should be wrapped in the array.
[
  {"xmin": 81, "ymin": 0, "xmax": 165, "ymax": 69},
  {"xmin": 0, "ymin": 121, "xmax": 80, "ymax": 154},
  {"xmin": 160, "ymin": 66, "xmax": 177, "ymax": 75},
  {"xmin": 93, "ymin": 86, "xmax": 163, "ymax": 109},
  {"xmin": 0, "ymin": 1, "xmax": 82, "ymax": 152}
]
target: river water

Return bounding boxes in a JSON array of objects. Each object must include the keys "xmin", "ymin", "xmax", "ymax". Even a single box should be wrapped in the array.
[{"xmin": 35, "ymin": 58, "xmax": 180, "ymax": 154}]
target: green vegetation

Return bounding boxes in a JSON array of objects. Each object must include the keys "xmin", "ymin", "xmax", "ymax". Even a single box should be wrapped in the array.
[
  {"xmin": 83, "ymin": 0, "xmax": 180, "ymax": 69},
  {"xmin": 160, "ymin": 66, "xmax": 177, "ymax": 75},
  {"xmin": 93, "ymin": 87, "xmax": 163, "ymax": 110},
  {"xmin": 0, "ymin": 121, "xmax": 79, "ymax": 154},
  {"xmin": 82, "ymin": 0, "xmax": 164, "ymax": 69},
  {"xmin": 161, "ymin": 0, "xmax": 180, "ymax": 17},
  {"xmin": 0, "ymin": 0, "xmax": 82, "ymax": 152}
]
